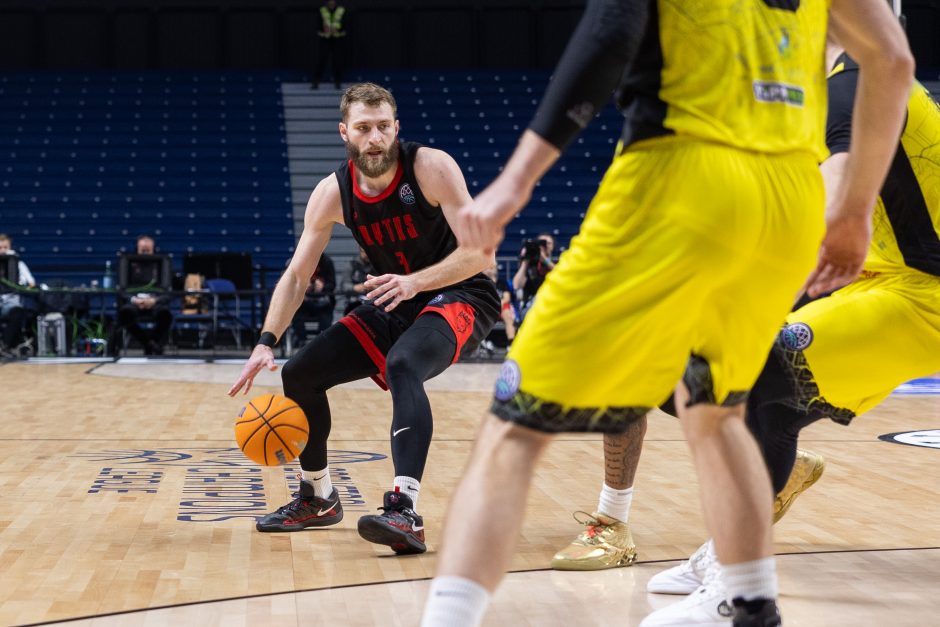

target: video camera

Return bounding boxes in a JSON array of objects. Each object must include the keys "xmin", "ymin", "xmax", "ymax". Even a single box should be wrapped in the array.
[{"xmin": 520, "ymin": 238, "xmax": 549, "ymax": 263}]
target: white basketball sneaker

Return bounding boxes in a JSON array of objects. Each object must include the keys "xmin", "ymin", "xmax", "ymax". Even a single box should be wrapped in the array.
[
  {"xmin": 639, "ymin": 561, "xmax": 733, "ymax": 626},
  {"xmin": 646, "ymin": 539, "xmax": 715, "ymax": 594}
]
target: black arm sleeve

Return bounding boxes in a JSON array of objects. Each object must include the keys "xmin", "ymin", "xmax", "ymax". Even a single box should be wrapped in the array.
[
  {"xmin": 825, "ymin": 68, "xmax": 859, "ymax": 156},
  {"xmin": 528, "ymin": 0, "xmax": 650, "ymax": 151}
]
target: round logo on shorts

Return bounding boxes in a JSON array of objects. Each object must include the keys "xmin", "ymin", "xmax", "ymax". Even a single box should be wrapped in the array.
[
  {"xmin": 429, "ymin": 294, "xmax": 444, "ymax": 305},
  {"xmin": 494, "ymin": 360, "xmax": 521, "ymax": 402},
  {"xmin": 781, "ymin": 322, "xmax": 813, "ymax": 351},
  {"xmin": 399, "ymin": 183, "xmax": 416, "ymax": 205}
]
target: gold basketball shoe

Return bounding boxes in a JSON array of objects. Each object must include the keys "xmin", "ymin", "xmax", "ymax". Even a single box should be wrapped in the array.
[
  {"xmin": 773, "ymin": 449, "xmax": 826, "ymax": 523},
  {"xmin": 550, "ymin": 511, "xmax": 637, "ymax": 571}
]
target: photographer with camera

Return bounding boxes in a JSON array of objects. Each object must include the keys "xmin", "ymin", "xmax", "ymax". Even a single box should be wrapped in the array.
[{"xmin": 513, "ymin": 232, "xmax": 555, "ymax": 319}]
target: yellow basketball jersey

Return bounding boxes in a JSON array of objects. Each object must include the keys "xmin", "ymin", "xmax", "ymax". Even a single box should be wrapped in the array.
[
  {"xmin": 827, "ymin": 56, "xmax": 940, "ymax": 276},
  {"xmin": 870, "ymin": 83, "xmax": 940, "ymax": 275},
  {"xmin": 619, "ymin": 0, "xmax": 829, "ymax": 160}
]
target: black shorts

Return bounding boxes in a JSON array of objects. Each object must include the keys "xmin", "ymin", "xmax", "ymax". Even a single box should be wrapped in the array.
[{"xmin": 337, "ymin": 276, "xmax": 499, "ymax": 389}]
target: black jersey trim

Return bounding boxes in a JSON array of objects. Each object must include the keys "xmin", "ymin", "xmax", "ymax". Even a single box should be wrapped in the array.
[
  {"xmin": 350, "ymin": 158, "xmax": 404, "ymax": 204},
  {"xmin": 881, "ymin": 147, "xmax": 940, "ymax": 276},
  {"xmin": 618, "ymin": 0, "xmax": 672, "ymax": 149}
]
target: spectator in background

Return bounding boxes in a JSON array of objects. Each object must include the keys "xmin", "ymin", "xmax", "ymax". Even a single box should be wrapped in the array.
[
  {"xmin": 312, "ymin": 0, "xmax": 347, "ymax": 90},
  {"xmin": 483, "ymin": 264, "xmax": 516, "ymax": 343},
  {"xmin": 114, "ymin": 234, "xmax": 173, "ymax": 355},
  {"xmin": 291, "ymin": 253, "xmax": 336, "ymax": 345},
  {"xmin": 0, "ymin": 233, "xmax": 36, "ymax": 354},
  {"xmin": 343, "ymin": 247, "xmax": 374, "ymax": 314},
  {"xmin": 513, "ymin": 232, "xmax": 555, "ymax": 319}
]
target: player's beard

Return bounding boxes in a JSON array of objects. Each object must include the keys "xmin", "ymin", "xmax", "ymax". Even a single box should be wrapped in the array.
[{"xmin": 347, "ymin": 140, "xmax": 399, "ymax": 178}]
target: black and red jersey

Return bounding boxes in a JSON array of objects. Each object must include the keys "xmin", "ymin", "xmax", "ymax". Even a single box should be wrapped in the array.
[{"xmin": 336, "ymin": 140, "xmax": 460, "ymax": 277}]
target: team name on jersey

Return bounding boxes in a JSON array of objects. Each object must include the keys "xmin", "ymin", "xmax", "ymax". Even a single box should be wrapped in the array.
[{"xmin": 357, "ymin": 214, "xmax": 420, "ymax": 247}]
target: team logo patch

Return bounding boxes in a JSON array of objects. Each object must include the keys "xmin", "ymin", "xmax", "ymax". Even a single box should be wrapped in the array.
[
  {"xmin": 781, "ymin": 322, "xmax": 813, "ymax": 351},
  {"xmin": 399, "ymin": 183, "xmax": 416, "ymax": 205},
  {"xmin": 879, "ymin": 430, "xmax": 940, "ymax": 450},
  {"xmin": 429, "ymin": 294, "xmax": 444, "ymax": 305},
  {"xmin": 494, "ymin": 360, "xmax": 521, "ymax": 402}
]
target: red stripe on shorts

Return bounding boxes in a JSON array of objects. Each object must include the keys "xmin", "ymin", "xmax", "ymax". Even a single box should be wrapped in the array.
[
  {"xmin": 420, "ymin": 302, "xmax": 477, "ymax": 363},
  {"xmin": 338, "ymin": 314, "xmax": 389, "ymax": 391}
]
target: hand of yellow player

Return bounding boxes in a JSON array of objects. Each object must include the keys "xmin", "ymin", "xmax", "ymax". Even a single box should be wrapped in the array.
[
  {"xmin": 803, "ymin": 212, "xmax": 871, "ymax": 298},
  {"xmin": 457, "ymin": 174, "xmax": 532, "ymax": 254}
]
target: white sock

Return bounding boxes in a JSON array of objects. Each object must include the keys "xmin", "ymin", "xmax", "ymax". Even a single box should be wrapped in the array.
[
  {"xmin": 302, "ymin": 466, "xmax": 333, "ymax": 499},
  {"xmin": 421, "ymin": 576, "xmax": 490, "ymax": 627},
  {"xmin": 393, "ymin": 476, "xmax": 421, "ymax": 509},
  {"xmin": 721, "ymin": 557, "xmax": 778, "ymax": 602},
  {"xmin": 597, "ymin": 484, "xmax": 633, "ymax": 522}
]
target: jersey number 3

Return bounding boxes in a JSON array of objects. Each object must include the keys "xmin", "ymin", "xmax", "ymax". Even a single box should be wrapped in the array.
[{"xmin": 395, "ymin": 251, "xmax": 411, "ymax": 274}]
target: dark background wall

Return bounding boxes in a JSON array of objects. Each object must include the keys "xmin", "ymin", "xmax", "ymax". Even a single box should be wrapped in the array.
[{"xmin": 0, "ymin": 0, "xmax": 938, "ymax": 72}]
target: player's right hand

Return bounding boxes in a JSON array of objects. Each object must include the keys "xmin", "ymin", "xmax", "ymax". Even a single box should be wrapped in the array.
[
  {"xmin": 458, "ymin": 174, "xmax": 532, "ymax": 254},
  {"xmin": 228, "ymin": 345, "xmax": 278, "ymax": 397},
  {"xmin": 803, "ymin": 211, "xmax": 871, "ymax": 298}
]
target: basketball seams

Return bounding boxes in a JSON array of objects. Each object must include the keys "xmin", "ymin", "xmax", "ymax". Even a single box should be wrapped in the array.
[{"xmin": 262, "ymin": 419, "xmax": 298, "ymax": 465}]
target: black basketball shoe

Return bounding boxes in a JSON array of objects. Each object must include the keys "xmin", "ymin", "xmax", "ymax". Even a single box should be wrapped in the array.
[
  {"xmin": 357, "ymin": 490, "xmax": 426, "ymax": 554},
  {"xmin": 732, "ymin": 598, "xmax": 782, "ymax": 627},
  {"xmin": 255, "ymin": 480, "xmax": 343, "ymax": 532}
]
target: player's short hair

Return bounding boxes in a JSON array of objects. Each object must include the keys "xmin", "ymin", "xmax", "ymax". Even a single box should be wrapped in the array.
[
  {"xmin": 341, "ymin": 83, "xmax": 397, "ymax": 121},
  {"xmin": 0, "ymin": 233, "xmax": 10, "ymax": 244}
]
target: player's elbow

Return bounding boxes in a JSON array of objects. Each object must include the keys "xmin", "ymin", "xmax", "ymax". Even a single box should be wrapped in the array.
[{"xmin": 859, "ymin": 42, "xmax": 914, "ymax": 88}]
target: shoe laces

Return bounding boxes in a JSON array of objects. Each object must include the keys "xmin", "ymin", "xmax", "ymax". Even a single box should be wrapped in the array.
[
  {"xmin": 690, "ymin": 539, "xmax": 717, "ymax": 575},
  {"xmin": 700, "ymin": 557, "xmax": 723, "ymax": 592},
  {"xmin": 572, "ymin": 510, "xmax": 609, "ymax": 540}
]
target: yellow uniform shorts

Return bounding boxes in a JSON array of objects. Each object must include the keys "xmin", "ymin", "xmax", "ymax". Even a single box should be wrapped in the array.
[
  {"xmin": 777, "ymin": 269, "xmax": 940, "ymax": 423},
  {"xmin": 492, "ymin": 138, "xmax": 824, "ymax": 433}
]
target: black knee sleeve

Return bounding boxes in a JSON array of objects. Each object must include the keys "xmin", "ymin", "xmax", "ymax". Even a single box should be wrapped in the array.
[
  {"xmin": 384, "ymin": 314, "xmax": 456, "ymax": 481},
  {"xmin": 284, "ymin": 323, "xmax": 377, "ymax": 471}
]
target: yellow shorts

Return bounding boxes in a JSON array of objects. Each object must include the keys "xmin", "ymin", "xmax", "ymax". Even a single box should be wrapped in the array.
[
  {"xmin": 777, "ymin": 268, "xmax": 940, "ymax": 422},
  {"xmin": 492, "ymin": 138, "xmax": 824, "ymax": 433}
]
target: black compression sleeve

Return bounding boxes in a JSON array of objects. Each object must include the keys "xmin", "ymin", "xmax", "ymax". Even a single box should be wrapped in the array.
[
  {"xmin": 528, "ymin": 0, "xmax": 650, "ymax": 151},
  {"xmin": 826, "ymin": 66, "xmax": 859, "ymax": 156}
]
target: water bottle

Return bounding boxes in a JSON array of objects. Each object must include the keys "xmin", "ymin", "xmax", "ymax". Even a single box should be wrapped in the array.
[{"xmin": 102, "ymin": 260, "xmax": 114, "ymax": 289}]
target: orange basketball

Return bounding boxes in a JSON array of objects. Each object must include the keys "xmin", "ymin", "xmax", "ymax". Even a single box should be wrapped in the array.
[{"xmin": 235, "ymin": 394, "xmax": 309, "ymax": 466}]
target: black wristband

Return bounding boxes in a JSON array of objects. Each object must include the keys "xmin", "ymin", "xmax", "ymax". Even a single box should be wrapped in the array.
[{"xmin": 258, "ymin": 332, "xmax": 278, "ymax": 348}]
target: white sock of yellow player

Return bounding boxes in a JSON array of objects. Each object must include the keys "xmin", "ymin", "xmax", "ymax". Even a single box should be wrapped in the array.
[
  {"xmin": 302, "ymin": 466, "xmax": 333, "ymax": 498},
  {"xmin": 597, "ymin": 484, "xmax": 633, "ymax": 522},
  {"xmin": 421, "ymin": 576, "xmax": 490, "ymax": 627},
  {"xmin": 722, "ymin": 557, "xmax": 778, "ymax": 601},
  {"xmin": 393, "ymin": 475, "xmax": 421, "ymax": 509}
]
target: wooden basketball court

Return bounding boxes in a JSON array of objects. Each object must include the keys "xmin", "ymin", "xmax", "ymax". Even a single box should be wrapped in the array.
[{"xmin": 1, "ymin": 360, "xmax": 938, "ymax": 626}]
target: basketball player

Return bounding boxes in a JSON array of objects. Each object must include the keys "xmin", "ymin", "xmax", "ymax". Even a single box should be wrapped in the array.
[
  {"xmin": 229, "ymin": 83, "xmax": 499, "ymax": 555},
  {"xmin": 642, "ymin": 29, "xmax": 940, "ymax": 623},
  {"xmin": 421, "ymin": 2, "xmax": 913, "ymax": 626}
]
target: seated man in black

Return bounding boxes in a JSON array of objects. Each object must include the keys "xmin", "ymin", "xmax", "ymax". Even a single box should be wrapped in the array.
[
  {"xmin": 343, "ymin": 247, "xmax": 374, "ymax": 314},
  {"xmin": 291, "ymin": 253, "xmax": 336, "ymax": 345},
  {"xmin": 0, "ymin": 233, "xmax": 36, "ymax": 355},
  {"xmin": 115, "ymin": 235, "xmax": 173, "ymax": 355}
]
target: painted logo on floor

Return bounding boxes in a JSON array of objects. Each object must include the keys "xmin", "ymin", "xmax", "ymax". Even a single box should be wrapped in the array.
[
  {"xmin": 894, "ymin": 378, "xmax": 940, "ymax": 395},
  {"xmin": 878, "ymin": 430, "xmax": 940, "ymax": 449},
  {"xmin": 74, "ymin": 448, "xmax": 386, "ymax": 522}
]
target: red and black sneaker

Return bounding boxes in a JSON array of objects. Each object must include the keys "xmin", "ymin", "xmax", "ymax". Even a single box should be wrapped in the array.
[
  {"xmin": 255, "ymin": 480, "xmax": 343, "ymax": 532},
  {"xmin": 357, "ymin": 491, "xmax": 426, "ymax": 554}
]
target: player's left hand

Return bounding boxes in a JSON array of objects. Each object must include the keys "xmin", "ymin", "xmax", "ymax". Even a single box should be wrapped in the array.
[
  {"xmin": 803, "ymin": 212, "xmax": 871, "ymax": 297},
  {"xmin": 365, "ymin": 273, "xmax": 420, "ymax": 312}
]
